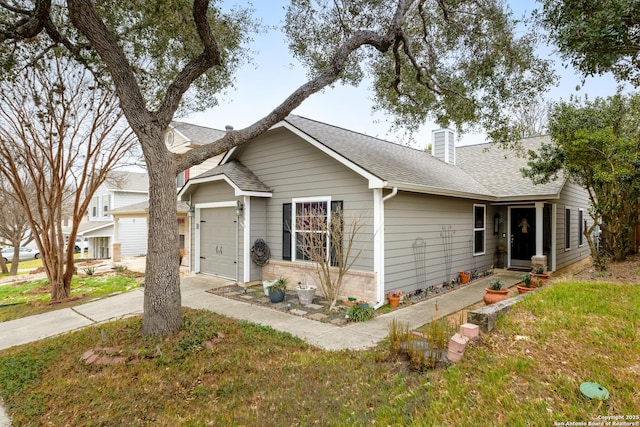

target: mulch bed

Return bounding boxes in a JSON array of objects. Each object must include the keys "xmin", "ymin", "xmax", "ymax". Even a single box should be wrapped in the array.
[
  {"xmin": 207, "ymin": 284, "xmax": 352, "ymax": 326},
  {"xmin": 206, "ymin": 273, "xmax": 493, "ymax": 326}
]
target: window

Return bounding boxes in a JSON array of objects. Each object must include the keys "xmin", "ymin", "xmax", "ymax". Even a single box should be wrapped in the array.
[
  {"xmin": 578, "ymin": 209, "xmax": 584, "ymax": 247},
  {"xmin": 283, "ymin": 198, "xmax": 342, "ymax": 265},
  {"xmin": 565, "ymin": 208, "xmax": 572, "ymax": 250},
  {"xmin": 473, "ymin": 204, "xmax": 486, "ymax": 255},
  {"xmin": 294, "ymin": 200, "xmax": 329, "ymax": 262},
  {"xmin": 102, "ymin": 195, "xmax": 110, "ymax": 216},
  {"xmin": 177, "ymin": 169, "xmax": 190, "ymax": 188},
  {"xmin": 91, "ymin": 197, "xmax": 98, "ymax": 217}
]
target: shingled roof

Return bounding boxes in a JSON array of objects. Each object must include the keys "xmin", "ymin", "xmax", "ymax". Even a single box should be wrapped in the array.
[
  {"xmin": 171, "ymin": 121, "xmax": 226, "ymax": 145},
  {"xmin": 181, "ymin": 159, "xmax": 271, "ymax": 197},
  {"xmin": 184, "ymin": 115, "xmax": 563, "ymax": 201},
  {"xmin": 456, "ymin": 136, "xmax": 565, "ymax": 199},
  {"xmin": 283, "ymin": 115, "xmax": 494, "ymax": 198},
  {"xmin": 105, "ymin": 171, "xmax": 149, "ymax": 193}
]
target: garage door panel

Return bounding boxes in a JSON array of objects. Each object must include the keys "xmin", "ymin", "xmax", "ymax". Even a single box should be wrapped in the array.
[{"xmin": 200, "ymin": 207, "xmax": 236, "ymax": 278}]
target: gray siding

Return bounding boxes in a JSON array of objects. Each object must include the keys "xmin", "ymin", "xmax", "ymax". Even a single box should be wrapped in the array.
[
  {"xmin": 555, "ymin": 180, "xmax": 592, "ymax": 270},
  {"xmin": 248, "ymin": 198, "xmax": 267, "ymax": 280},
  {"xmin": 237, "ymin": 128, "xmax": 375, "ymax": 272},
  {"xmin": 384, "ymin": 192, "xmax": 500, "ymax": 293}
]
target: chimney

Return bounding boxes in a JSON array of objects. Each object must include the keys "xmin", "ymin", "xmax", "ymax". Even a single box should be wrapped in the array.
[{"xmin": 431, "ymin": 128, "xmax": 456, "ymax": 165}]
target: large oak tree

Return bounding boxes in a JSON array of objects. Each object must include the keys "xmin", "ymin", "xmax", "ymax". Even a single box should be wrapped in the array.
[
  {"xmin": 537, "ymin": 0, "xmax": 640, "ymax": 86},
  {"xmin": 1, "ymin": 0, "xmax": 554, "ymax": 336}
]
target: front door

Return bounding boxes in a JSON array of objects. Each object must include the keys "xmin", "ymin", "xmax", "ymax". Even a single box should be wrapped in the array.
[{"xmin": 510, "ymin": 207, "xmax": 536, "ymax": 268}]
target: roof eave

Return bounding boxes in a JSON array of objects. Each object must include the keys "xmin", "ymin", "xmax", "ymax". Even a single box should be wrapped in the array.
[
  {"xmin": 386, "ymin": 181, "xmax": 497, "ymax": 201},
  {"xmin": 178, "ymin": 174, "xmax": 272, "ymax": 200}
]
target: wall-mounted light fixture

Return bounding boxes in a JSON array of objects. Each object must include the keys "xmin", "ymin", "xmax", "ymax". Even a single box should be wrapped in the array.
[
  {"xmin": 494, "ymin": 213, "xmax": 502, "ymax": 235},
  {"xmin": 235, "ymin": 200, "xmax": 244, "ymax": 217},
  {"xmin": 187, "ymin": 202, "xmax": 195, "ymax": 217}
]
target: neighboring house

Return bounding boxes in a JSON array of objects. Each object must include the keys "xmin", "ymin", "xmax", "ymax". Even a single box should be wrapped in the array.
[
  {"xmin": 73, "ymin": 171, "xmax": 150, "ymax": 259},
  {"xmin": 166, "ymin": 121, "xmax": 228, "ymax": 189},
  {"xmin": 108, "ymin": 200, "xmax": 192, "ymax": 264},
  {"xmin": 177, "ymin": 115, "xmax": 592, "ymax": 307},
  {"xmin": 103, "ymin": 121, "xmax": 227, "ymax": 264}
]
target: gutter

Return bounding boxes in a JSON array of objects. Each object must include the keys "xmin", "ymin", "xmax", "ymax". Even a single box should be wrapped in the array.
[{"xmin": 374, "ymin": 186, "xmax": 398, "ymax": 309}]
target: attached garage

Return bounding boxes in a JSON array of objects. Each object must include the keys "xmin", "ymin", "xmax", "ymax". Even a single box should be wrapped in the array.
[{"xmin": 197, "ymin": 206, "xmax": 237, "ymax": 279}]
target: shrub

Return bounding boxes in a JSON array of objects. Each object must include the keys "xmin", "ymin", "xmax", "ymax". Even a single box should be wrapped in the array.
[{"xmin": 347, "ymin": 304, "xmax": 375, "ymax": 322}]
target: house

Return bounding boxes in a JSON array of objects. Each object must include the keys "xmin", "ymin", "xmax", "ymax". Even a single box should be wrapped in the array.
[
  {"xmin": 166, "ymin": 121, "xmax": 228, "ymax": 186},
  {"xmin": 73, "ymin": 170, "xmax": 150, "ymax": 259},
  {"xmin": 178, "ymin": 115, "xmax": 592, "ymax": 307},
  {"xmin": 103, "ymin": 121, "xmax": 227, "ymax": 263}
]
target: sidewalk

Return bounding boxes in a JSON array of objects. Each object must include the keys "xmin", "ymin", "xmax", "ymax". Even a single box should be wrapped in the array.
[
  {"xmin": 1, "ymin": 269, "xmax": 522, "ymax": 351},
  {"xmin": 0, "ymin": 269, "xmax": 522, "ymax": 425}
]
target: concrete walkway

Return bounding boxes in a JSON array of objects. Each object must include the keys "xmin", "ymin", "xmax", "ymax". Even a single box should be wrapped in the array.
[{"xmin": 0, "ymin": 269, "xmax": 522, "ymax": 424}]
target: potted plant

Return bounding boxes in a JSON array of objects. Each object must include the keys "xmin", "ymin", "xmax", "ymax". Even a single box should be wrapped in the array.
[
  {"xmin": 268, "ymin": 277, "xmax": 288, "ymax": 303},
  {"xmin": 343, "ymin": 297, "xmax": 357, "ymax": 307},
  {"xmin": 516, "ymin": 273, "xmax": 536, "ymax": 294},
  {"xmin": 483, "ymin": 279, "xmax": 509, "ymax": 305},
  {"xmin": 296, "ymin": 282, "xmax": 317, "ymax": 305},
  {"xmin": 262, "ymin": 279, "xmax": 277, "ymax": 296},
  {"xmin": 458, "ymin": 270, "xmax": 470, "ymax": 284},
  {"xmin": 531, "ymin": 266, "xmax": 550, "ymax": 286},
  {"xmin": 386, "ymin": 290, "xmax": 402, "ymax": 308}
]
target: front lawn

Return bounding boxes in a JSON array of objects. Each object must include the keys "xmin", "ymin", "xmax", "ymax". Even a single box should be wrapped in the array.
[
  {"xmin": 0, "ymin": 273, "xmax": 142, "ymax": 322},
  {"xmin": 0, "ymin": 280, "xmax": 638, "ymax": 425}
]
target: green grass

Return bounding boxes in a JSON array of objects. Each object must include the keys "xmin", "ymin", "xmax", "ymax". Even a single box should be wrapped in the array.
[
  {"xmin": 0, "ymin": 281, "xmax": 638, "ymax": 425},
  {"xmin": 0, "ymin": 256, "xmax": 43, "ymax": 274},
  {"xmin": 0, "ymin": 273, "xmax": 141, "ymax": 322}
]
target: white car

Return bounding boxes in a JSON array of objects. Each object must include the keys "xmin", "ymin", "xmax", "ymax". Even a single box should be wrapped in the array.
[{"xmin": 1, "ymin": 247, "xmax": 41, "ymax": 263}]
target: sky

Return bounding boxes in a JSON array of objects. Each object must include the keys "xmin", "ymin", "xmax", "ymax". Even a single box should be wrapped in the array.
[{"xmin": 184, "ymin": 1, "xmax": 629, "ymax": 148}]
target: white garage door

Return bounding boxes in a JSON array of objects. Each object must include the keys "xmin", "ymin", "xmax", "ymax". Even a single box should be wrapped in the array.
[{"xmin": 199, "ymin": 207, "xmax": 236, "ymax": 278}]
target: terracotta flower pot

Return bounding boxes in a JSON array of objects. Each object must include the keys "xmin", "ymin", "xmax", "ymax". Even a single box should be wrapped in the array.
[
  {"xmin": 483, "ymin": 288, "xmax": 509, "ymax": 305},
  {"xmin": 459, "ymin": 271, "xmax": 470, "ymax": 284},
  {"xmin": 531, "ymin": 272, "xmax": 550, "ymax": 286},
  {"xmin": 386, "ymin": 292, "xmax": 401, "ymax": 308},
  {"xmin": 516, "ymin": 284, "xmax": 536, "ymax": 294}
]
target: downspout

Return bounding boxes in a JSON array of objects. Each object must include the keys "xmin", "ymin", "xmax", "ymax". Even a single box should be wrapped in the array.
[{"xmin": 374, "ymin": 186, "xmax": 398, "ymax": 309}]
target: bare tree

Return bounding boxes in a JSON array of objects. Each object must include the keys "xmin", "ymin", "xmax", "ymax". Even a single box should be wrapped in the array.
[
  {"xmin": 0, "ymin": 182, "xmax": 35, "ymax": 275},
  {"xmin": 0, "ymin": 54, "xmax": 136, "ymax": 300},
  {"xmin": 295, "ymin": 205, "xmax": 365, "ymax": 311},
  {"xmin": 512, "ymin": 97, "xmax": 549, "ymax": 138}
]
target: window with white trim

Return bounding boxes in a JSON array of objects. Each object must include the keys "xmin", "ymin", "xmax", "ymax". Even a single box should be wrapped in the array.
[
  {"xmin": 177, "ymin": 168, "xmax": 190, "ymax": 188},
  {"xmin": 473, "ymin": 204, "xmax": 486, "ymax": 255},
  {"xmin": 282, "ymin": 197, "xmax": 342, "ymax": 266},
  {"xmin": 294, "ymin": 198, "xmax": 330, "ymax": 262},
  {"xmin": 565, "ymin": 207, "xmax": 572, "ymax": 250},
  {"xmin": 91, "ymin": 197, "xmax": 98, "ymax": 218},
  {"xmin": 102, "ymin": 195, "xmax": 110, "ymax": 216}
]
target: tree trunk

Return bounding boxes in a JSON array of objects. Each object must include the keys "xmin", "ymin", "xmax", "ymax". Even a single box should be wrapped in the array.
[{"xmin": 141, "ymin": 134, "xmax": 182, "ymax": 337}]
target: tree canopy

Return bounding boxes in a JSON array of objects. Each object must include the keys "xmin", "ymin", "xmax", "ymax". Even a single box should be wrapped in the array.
[
  {"xmin": 522, "ymin": 93, "xmax": 640, "ymax": 264},
  {"xmin": 1, "ymin": 0, "xmax": 555, "ymax": 336},
  {"xmin": 537, "ymin": 0, "xmax": 640, "ymax": 85}
]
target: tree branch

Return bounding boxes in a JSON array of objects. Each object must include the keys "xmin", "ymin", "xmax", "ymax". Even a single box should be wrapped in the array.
[{"xmin": 0, "ymin": 0, "xmax": 50, "ymax": 41}]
